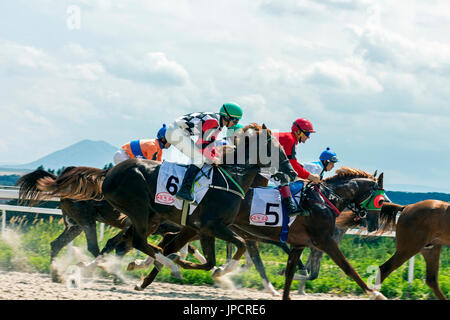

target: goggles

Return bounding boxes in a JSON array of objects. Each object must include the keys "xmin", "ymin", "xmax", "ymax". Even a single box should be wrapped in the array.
[{"xmin": 293, "ymin": 122, "xmax": 311, "ymax": 137}]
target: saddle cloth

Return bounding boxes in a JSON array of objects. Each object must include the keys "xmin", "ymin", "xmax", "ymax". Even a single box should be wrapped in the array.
[
  {"xmin": 155, "ymin": 161, "xmax": 213, "ymax": 215},
  {"xmin": 249, "ymin": 180, "xmax": 304, "ymax": 228}
]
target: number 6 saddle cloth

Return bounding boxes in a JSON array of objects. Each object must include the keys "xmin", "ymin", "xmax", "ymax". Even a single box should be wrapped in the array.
[{"xmin": 155, "ymin": 161, "xmax": 213, "ymax": 215}]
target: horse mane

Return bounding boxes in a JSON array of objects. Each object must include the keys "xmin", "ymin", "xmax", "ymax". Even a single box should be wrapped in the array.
[
  {"xmin": 242, "ymin": 123, "xmax": 271, "ymax": 135},
  {"xmin": 324, "ymin": 167, "xmax": 376, "ymax": 184},
  {"xmin": 221, "ymin": 123, "xmax": 271, "ymax": 158}
]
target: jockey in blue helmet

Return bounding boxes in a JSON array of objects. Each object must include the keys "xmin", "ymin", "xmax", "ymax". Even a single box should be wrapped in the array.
[
  {"xmin": 157, "ymin": 124, "xmax": 169, "ymax": 149},
  {"xmin": 303, "ymin": 147, "xmax": 338, "ymax": 179}
]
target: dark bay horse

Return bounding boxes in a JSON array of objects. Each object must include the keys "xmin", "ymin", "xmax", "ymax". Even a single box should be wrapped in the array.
[
  {"xmin": 34, "ymin": 123, "xmax": 296, "ymax": 279},
  {"xmin": 139, "ymin": 167, "xmax": 388, "ymax": 299},
  {"xmin": 374, "ymin": 200, "xmax": 450, "ymax": 300},
  {"xmin": 232, "ymin": 167, "xmax": 388, "ymax": 299},
  {"xmin": 16, "ymin": 168, "xmax": 204, "ymax": 282},
  {"xmin": 296, "ymin": 172, "xmax": 385, "ymax": 294}
]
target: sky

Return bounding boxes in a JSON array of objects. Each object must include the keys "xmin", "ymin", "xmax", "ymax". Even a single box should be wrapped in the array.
[{"xmin": 0, "ymin": 0, "xmax": 449, "ymax": 192}]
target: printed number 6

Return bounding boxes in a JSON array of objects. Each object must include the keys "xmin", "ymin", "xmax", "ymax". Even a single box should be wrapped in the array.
[{"xmin": 166, "ymin": 176, "xmax": 179, "ymax": 195}]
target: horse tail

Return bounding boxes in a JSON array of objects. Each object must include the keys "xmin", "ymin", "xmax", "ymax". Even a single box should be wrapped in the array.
[
  {"xmin": 378, "ymin": 203, "xmax": 405, "ymax": 233},
  {"xmin": 36, "ymin": 166, "xmax": 107, "ymax": 201},
  {"xmin": 16, "ymin": 169, "xmax": 59, "ymax": 206},
  {"xmin": 335, "ymin": 210, "xmax": 361, "ymax": 229}
]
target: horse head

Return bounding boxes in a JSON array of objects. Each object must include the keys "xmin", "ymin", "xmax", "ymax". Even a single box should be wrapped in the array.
[
  {"xmin": 323, "ymin": 168, "xmax": 387, "ymax": 232},
  {"xmin": 225, "ymin": 123, "xmax": 295, "ymax": 181}
]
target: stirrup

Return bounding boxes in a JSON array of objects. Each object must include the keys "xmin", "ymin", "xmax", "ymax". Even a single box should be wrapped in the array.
[{"xmin": 289, "ymin": 205, "xmax": 310, "ymax": 217}]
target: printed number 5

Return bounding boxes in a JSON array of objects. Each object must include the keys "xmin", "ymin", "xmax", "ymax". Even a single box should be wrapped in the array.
[
  {"xmin": 265, "ymin": 203, "xmax": 280, "ymax": 226},
  {"xmin": 166, "ymin": 176, "xmax": 179, "ymax": 195}
]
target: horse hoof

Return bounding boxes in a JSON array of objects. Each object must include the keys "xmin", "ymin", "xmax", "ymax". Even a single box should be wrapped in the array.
[
  {"xmin": 127, "ymin": 262, "xmax": 136, "ymax": 271},
  {"xmin": 171, "ymin": 270, "xmax": 183, "ymax": 280},
  {"xmin": 211, "ymin": 266, "xmax": 223, "ymax": 279},
  {"xmin": 371, "ymin": 291, "xmax": 387, "ymax": 300},
  {"xmin": 134, "ymin": 285, "xmax": 144, "ymax": 291}
]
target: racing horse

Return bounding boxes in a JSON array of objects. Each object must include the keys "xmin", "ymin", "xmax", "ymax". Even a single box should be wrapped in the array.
[
  {"xmin": 296, "ymin": 171, "xmax": 384, "ymax": 294},
  {"xmin": 16, "ymin": 167, "xmax": 204, "ymax": 282},
  {"xmin": 137, "ymin": 167, "xmax": 388, "ymax": 300},
  {"xmin": 34, "ymin": 123, "xmax": 296, "ymax": 278},
  {"xmin": 373, "ymin": 200, "xmax": 450, "ymax": 300}
]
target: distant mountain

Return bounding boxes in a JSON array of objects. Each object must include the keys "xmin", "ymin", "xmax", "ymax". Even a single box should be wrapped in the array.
[{"xmin": 1, "ymin": 139, "xmax": 118, "ymax": 171}]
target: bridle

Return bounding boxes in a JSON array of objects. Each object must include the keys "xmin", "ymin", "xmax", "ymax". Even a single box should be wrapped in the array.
[{"xmin": 317, "ymin": 182, "xmax": 386, "ymax": 220}]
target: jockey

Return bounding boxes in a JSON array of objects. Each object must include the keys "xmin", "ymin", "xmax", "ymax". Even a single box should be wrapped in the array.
[
  {"xmin": 303, "ymin": 147, "xmax": 339, "ymax": 179},
  {"xmin": 113, "ymin": 124, "xmax": 171, "ymax": 165},
  {"xmin": 274, "ymin": 118, "xmax": 321, "ymax": 217},
  {"xmin": 164, "ymin": 102, "xmax": 243, "ymax": 203}
]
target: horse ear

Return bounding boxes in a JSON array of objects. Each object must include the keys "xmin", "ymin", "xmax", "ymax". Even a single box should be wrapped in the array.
[
  {"xmin": 262, "ymin": 123, "xmax": 267, "ymax": 130},
  {"xmin": 373, "ymin": 170, "xmax": 378, "ymax": 178},
  {"xmin": 377, "ymin": 172, "xmax": 384, "ymax": 188}
]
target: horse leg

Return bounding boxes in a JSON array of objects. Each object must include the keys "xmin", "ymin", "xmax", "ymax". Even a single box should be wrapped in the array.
[
  {"xmin": 298, "ymin": 247, "xmax": 324, "ymax": 295},
  {"xmin": 315, "ymin": 236, "xmax": 386, "ymax": 300},
  {"xmin": 226, "ymin": 242, "xmax": 233, "ymax": 263},
  {"xmin": 173, "ymin": 234, "xmax": 217, "ymax": 271},
  {"xmin": 298, "ymin": 228, "xmax": 345, "ymax": 294},
  {"xmin": 282, "ymin": 246, "xmax": 303, "ymax": 300},
  {"xmin": 187, "ymin": 243, "xmax": 206, "ymax": 264},
  {"xmin": 50, "ymin": 224, "xmax": 82, "ymax": 282},
  {"xmin": 374, "ymin": 247, "xmax": 420, "ymax": 292},
  {"xmin": 136, "ymin": 227, "xmax": 199, "ymax": 291},
  {"xmin": 207, "ymin": 223, "xmax": 246, "ymax": 278},
  {"xmin": 100, "ymin": 230, "xmax": 127, "ymax": 255},
  {"xmin": 83, "ymin": 224, "xmax": 100, "ymax": 258},
  {"xmin": 246, "ymin": 240, "xmax": 279, "ymax": 296},
  {"xmin": 421, "ymin": 245, "xmax": 446, "ymax": 300},
  {"xmin": 271, "ymin": 241, "xmax": 306, "ymax": 272}
]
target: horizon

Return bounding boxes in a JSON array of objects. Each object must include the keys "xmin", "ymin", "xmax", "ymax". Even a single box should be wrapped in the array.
[
  {"xmin": 0, "ymin": 138, "xmax": 449, "ymax": 194},
  {"xmin": 1, "ymin": 1, "xmax": 449, "ymax": 194}
]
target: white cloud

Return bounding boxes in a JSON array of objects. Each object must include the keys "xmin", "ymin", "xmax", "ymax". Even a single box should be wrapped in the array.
[
  {"xmin": 102, "ymin": 51, "xmax": 189, "ymax": 86},
  {"xmin": 303, "ymin": 59, "xmax": 383, "ymax": 93},
  {"xmin": 351, "ymin": 25, "xmax": 450, "ymax": 75},
  {"xmin": 0, "ymin": 40, "xmax": 57, "ymax": 75}
]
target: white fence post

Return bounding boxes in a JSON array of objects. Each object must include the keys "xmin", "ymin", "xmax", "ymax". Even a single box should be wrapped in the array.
[
  {"xmin": 99, "ymin": 223, "xmax": 104, "ymax": 242},
  {"xmin": 408, "ymin": 256, "xmax": 415, "ymax": 284}
]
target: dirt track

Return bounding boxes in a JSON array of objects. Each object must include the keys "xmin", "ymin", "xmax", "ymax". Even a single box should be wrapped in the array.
[{"xmin": 0, "ymin": 270, "xmax": 366, "ymax": 300}]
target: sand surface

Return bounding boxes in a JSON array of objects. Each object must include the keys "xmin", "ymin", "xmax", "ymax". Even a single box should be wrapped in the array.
[{"xmin": 0, "ymin": 270, "xmax": 367, "ymax": 300}]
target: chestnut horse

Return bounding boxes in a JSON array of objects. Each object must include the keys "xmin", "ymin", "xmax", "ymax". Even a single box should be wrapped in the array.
[{"xmin": 374, "ymin": 200, "xmax": 450, "ymax": 300}]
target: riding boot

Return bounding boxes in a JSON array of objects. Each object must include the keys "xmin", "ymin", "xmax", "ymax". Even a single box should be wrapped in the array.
[
  {"xmin": 176, "ymin": 164, "xmax": 201, "ymax": 203},
  {"xmin": 279, "ymin": 185, "xmax": 309, "ymax": 217},
  {"xmin": 281, "ymin": 196, "xmax": 300, "ymax": 217}
]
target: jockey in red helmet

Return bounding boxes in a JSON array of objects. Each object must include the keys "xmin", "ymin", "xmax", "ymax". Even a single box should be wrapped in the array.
[{"xmin": 274, "ymin": 118, "xmax": 321, "ymax": 217}]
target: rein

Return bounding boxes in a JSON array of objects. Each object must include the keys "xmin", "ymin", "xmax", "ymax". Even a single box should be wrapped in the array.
[
  {"xmin": 208, "ymin": 166, "xmax": 246, "ymax": 199},
  {"xmin": 317, "ymin": 182, "xmax": 378, "ymax": 220}
]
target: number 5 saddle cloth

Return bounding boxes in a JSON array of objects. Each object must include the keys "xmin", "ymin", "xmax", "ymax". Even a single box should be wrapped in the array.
[
  {"xmin": 249, "ymin": 181, "xmax": 304, "ymax": 228},
  {"xmin": 155, "ymin": 161, "xmax": 213, "ymax": 215}
]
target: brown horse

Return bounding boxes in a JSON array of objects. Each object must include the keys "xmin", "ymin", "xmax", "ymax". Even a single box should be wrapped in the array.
[
  {"xmin": 16, "ymin": 167, "xmax": 204, "ymax": 282},
  {"xmin": 374, "ymin": 200, "xmax": 450, "ymax": 300},
  {"xmin": 138, "ymin": 167, "xmax": 388, "ymax": 300},
  {"xmin": 34, "ymin": 123, "xmax": 297, "ymax": 279}
]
